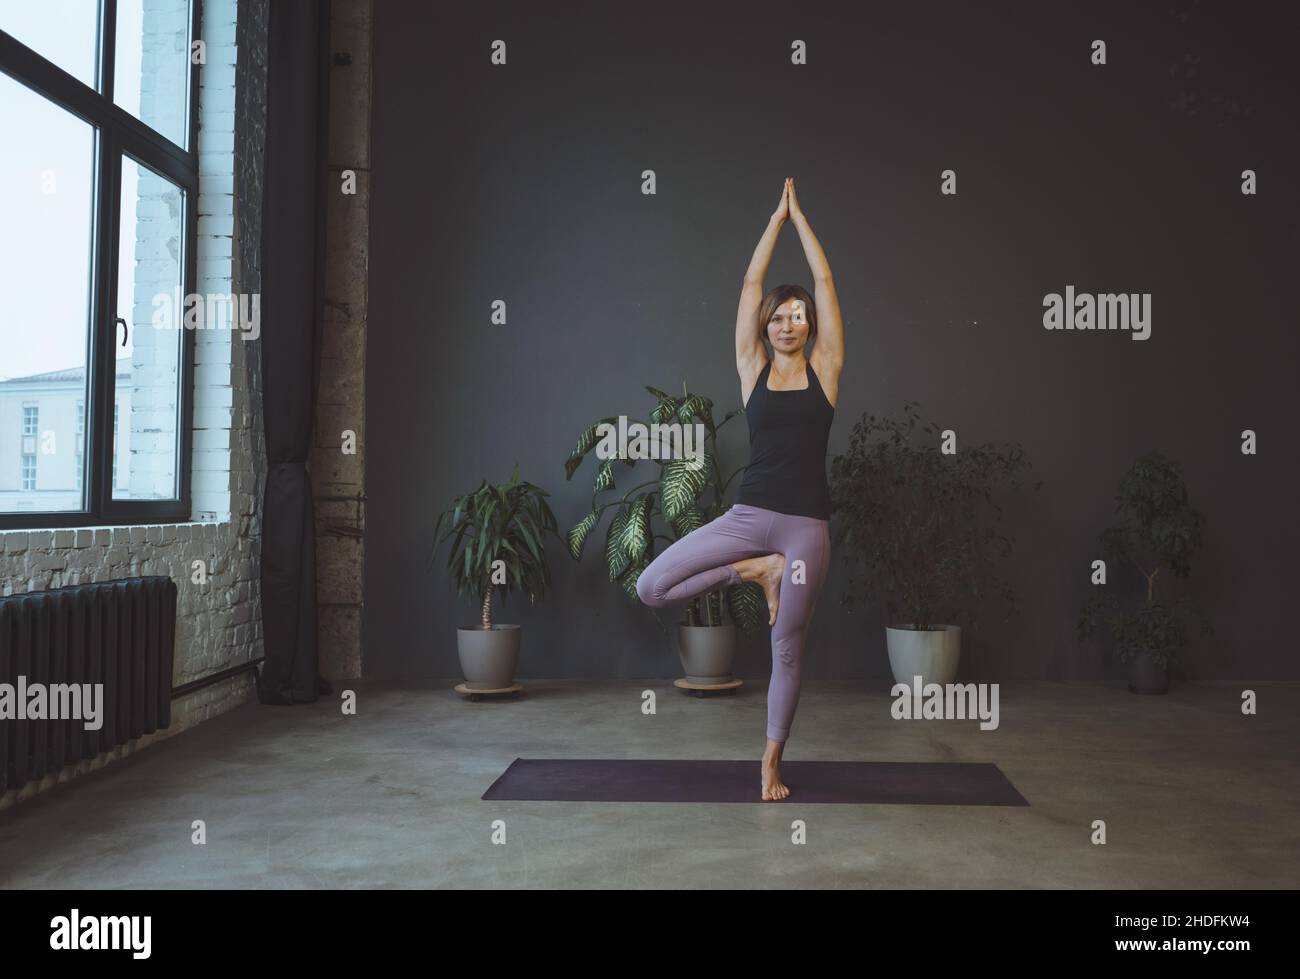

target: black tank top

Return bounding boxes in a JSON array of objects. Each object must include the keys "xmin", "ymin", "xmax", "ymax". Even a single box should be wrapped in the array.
[{"xmin": 735, "ymin": 360, "xmax": 835, "ymax": 519}]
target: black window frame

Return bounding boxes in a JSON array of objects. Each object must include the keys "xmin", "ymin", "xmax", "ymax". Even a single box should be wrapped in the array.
[{"xmin": 0, "ymin": 0, "xmax": 202, "ymax": 530}]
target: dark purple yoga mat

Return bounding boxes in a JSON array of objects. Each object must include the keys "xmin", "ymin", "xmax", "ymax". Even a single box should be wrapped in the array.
[{"xmin": 482, "ymin": 758, "xmax": 1029, "ymax": 805}]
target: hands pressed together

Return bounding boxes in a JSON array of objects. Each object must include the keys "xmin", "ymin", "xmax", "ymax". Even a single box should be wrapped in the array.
[{"xmin": 772, "ymin": 176, "xmax": 806, "ymax": 226}]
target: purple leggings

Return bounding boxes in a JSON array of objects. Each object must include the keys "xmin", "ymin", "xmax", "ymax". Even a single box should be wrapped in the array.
[{"xmin": 635, "ymin": 503, "xmax": 830, "ymax": 742}]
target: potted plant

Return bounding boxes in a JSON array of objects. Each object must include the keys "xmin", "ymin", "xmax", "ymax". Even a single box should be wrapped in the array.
[
  {"xmin": 829, "ymin": 400, "xmax": 1039, "ymax": 685},
  {"xmin": 563, "ymin": 384, "xmax": 766, "ymax": 681},
  {"xmin": 1077, "ymin": 450, "xmax": 1214, "ymax": 694},
  {"xmin": 430, "ymin": 465, "xmax": 559, "ymax": 690}
]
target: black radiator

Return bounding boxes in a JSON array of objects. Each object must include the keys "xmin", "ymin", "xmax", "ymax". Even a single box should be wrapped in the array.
[{"xmin": 0, "ymin": 576, "xmax": 177, "ymax": 793}]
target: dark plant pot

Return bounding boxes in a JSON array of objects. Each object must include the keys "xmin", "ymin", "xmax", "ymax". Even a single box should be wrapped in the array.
[
  {"xmin": 677, "ymin": 623, "xmax": 737, "ymax": 684},
  {"xmin": 457, "ymin": 624, "xmax": 521, "ymax": 690},
  {"xmin": 1126, "ymin": 649, "xmax": 1169, "ymax": 695}
]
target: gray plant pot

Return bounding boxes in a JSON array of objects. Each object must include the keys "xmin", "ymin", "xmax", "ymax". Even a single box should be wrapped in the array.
[
  {"xmin": 885, "ymin": 624, "xmax": 961, "ymax": 686},
  {"xmin": 1126, "ymin": 649, "xmax": 1169, "ymax": 694},
  {"xmin": 457, "ymin": 624, "xmax": 521, "ymax": 690},
  {"xmin": 677, "ymin": 622, "xmax": 737, "ymax": 684}
]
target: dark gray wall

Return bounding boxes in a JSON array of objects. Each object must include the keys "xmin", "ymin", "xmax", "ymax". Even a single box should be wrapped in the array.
[{"xmin": 365, "ymin": 0, "xmax": 1299, "ymax": 683}]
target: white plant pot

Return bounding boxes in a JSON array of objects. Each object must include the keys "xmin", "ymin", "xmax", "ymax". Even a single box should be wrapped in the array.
[{"xmin": 885, "ymin": 624, "xmax": 961, "ymax": 686}]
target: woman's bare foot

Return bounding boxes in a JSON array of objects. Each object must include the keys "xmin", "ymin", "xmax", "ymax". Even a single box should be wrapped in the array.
[
  {"xmin": 761, "ymin": 739, "xmax": 790, "ymax": 801},
  {"xmin": 732, "ymin": 553, "xmax": 786, "ymax": 625}
]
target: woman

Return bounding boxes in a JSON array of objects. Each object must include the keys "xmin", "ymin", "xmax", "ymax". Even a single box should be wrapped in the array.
[{"xmin": 636, "ymin": 177, "xmax": 844, "ymax": 801}]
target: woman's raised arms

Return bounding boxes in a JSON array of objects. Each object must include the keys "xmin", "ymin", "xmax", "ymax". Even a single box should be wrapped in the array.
[
  {"xmin": 736, "ymin": 180, "xmax": 790, "ymax": 404},
  {"xmin": 787, "ymin": 179, "xmax": 844, "ymax": 407}
]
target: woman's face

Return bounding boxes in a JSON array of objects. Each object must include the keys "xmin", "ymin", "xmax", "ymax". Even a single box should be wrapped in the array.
[{"xmin": 767, "ymin": 298, "xmax": 810, "ymax": 353}]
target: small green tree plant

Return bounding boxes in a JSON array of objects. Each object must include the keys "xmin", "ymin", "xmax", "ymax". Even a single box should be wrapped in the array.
[
  {"xmin": 563, "ymin": 383, "xmax": 767, "ymax": 634},
  {"xmin": 829, "ymin": 400, "xmax": 1039, "ymax": 632},
  {"xmin": 1077, "ymin": 450, "xmax": 1214, "ymax": 669},
  {"xmin": 430, "ymin": 466, "xmax": 559, "ymax": 629}
]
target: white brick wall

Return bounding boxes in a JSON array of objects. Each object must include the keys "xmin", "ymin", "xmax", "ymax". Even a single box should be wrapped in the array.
[{"xmin": 0, "ymin": 0, "xmax": 269, "ymax": 812}]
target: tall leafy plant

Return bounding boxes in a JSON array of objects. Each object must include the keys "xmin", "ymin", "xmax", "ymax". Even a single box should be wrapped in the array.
[
  {"xmin": 1076, "ymin": 450, "xmax": 1214, "ymax": 668},
  {"xmin": 430, "ymin": 466, "xmax": 559, "ymax": 629},
  {"xmin": 829, "ymin": 400, "xmax": 1039, "ymax": 632},
  {"xmin": 563, "ymin": 383, "xmax": 766, "ymax": 633}
]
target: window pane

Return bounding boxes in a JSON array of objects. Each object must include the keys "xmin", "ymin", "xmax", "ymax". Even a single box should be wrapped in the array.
[
  {"xmin": 114, "ymin": 155, "xmax": 184, "ymax": 501},
  {"xmin": 0, "ymin": 0, "xmax": 101, "ymax": 88},
  {"xmin": 113, "ymin": 0, "xmax": 192, "ymax": 148},
  {"xmin": 0, "ymin": 73, "xmax": 94, "ymax": 514}
]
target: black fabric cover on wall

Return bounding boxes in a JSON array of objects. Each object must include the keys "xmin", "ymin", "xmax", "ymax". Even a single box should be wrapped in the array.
[{"xmin": 257, "ymin": 0, "xmax": 330, "ymax": 705}]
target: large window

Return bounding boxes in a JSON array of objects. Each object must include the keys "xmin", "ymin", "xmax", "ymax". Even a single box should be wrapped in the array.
[{"xmin": 0, "ymin": 0, "xmax": 199, "ymax": 527}]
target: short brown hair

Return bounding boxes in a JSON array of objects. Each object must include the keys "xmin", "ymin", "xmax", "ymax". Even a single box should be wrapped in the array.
[{"xmin": 757, "ymin": 284, "xmax": 818, "ymax": 347}]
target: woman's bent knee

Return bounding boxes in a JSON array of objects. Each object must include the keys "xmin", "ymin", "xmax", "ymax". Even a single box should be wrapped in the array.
[{"xmin": 635, "ymin": 570, "xmax": 665, "ymax": 607}]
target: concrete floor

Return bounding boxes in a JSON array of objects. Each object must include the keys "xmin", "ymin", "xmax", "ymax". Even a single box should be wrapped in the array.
[{"xmin": 1, "ymin": 679, "xmax": 1296, "ymax": 888}]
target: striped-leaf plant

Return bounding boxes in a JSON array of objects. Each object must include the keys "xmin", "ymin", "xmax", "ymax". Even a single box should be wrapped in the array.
[{"xmin": 564, "ymin": 384, "xmax": 767, "ymax": 633}]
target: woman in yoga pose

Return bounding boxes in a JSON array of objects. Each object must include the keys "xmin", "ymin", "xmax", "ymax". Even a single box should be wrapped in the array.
[{"xmin": 636, "ymin": 177, "xmax": 844, "ymax": 801}]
